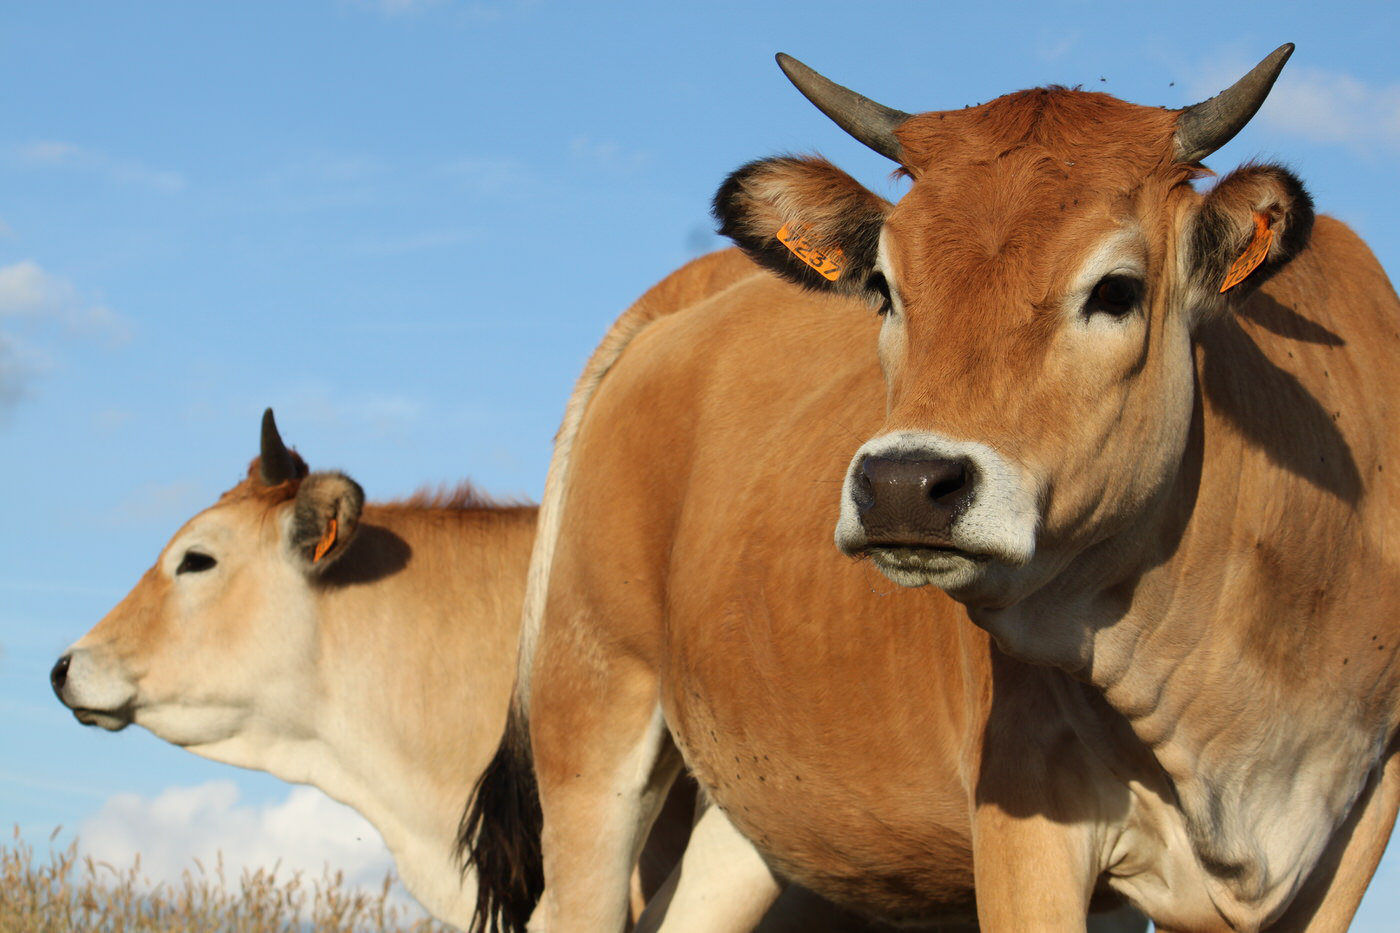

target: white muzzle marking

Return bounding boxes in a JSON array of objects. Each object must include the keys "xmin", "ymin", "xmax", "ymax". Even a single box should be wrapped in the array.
[
  {"xmin": 835, "ymin": 431, "xmax": 1038, "ymax": 588},
  {"xmin": 59, "ymin": 646, "xmax": 137, "ymax": 731}
]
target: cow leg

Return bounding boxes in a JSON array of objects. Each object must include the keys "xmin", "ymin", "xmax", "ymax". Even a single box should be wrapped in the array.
[
  {"xmin": 970, "ymin": 807, "xmax": 1097, "ymax": 930},
  {"xmin": 1266, "ymin": 749, "xmax": 1400, "ymax": 932},
  {"xmin": 634, "ymin": 802, "xmax": 785, "ymax": 933},
  {"xmin": 969, "ymin": 653, "xmax": 1110, "ymax": 930},
  {"xmin": 632, "ymin": 775, "xmax": 701, "ymax": 917},
  {"xmin": 531, "ymin": 649, "xmax": 682, "ymax": 933}
]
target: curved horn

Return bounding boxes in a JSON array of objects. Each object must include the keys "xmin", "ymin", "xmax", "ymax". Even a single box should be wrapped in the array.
[
  {"xmin": 259, "ymin": 408, "xmax": 297, "ymax": 486},
  {"xmin": 776, "ymin": 53, "xmax": 911, "ymax": 163},
  {"xmin": 1175, "ymin": 43, "xmax": 1294, "ymax": 164}
]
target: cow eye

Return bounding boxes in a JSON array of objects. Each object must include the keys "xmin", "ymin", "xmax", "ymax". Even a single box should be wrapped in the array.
[
  {"xmin": 1085, "ymin": 275, "xmax": 1141, "ymax": 317},
  {"xmin": 176, "ymin": 551, "xmax": 217, "ymax": 575},
  {"xmin": 867, "ymin": 272, "xmax": 894, "ymax": 316}
]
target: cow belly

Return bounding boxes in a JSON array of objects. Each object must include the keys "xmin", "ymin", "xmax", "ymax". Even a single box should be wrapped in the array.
[
  {"xmin": 666, "ymin": 687, "xmax": 976, "ymax": 921},
  {"xmin": 661, "ymin": 561, "xmax": 980, "ymax": 922}
]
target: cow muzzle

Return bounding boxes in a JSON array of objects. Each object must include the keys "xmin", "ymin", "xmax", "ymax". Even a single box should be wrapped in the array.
[
  {"xmin": 836, "ymin": 432, "xmax": 1038, "ymax": 590},
  {"xmin": 51, "ymin": 648, "xmax": 136, "ymax": 731},
  {"xmin": 853, "ymin": 455, "xmax": 977, "ymax": 545}
]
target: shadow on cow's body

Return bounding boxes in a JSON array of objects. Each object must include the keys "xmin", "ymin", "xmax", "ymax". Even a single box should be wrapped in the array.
[
  {"xmin": 1198, "ymin": 309, "xmax": 1361, "ymax": 506},
  {"xmin": 315, "ymin": 523, "xmax": 413, "ymax": 587}
]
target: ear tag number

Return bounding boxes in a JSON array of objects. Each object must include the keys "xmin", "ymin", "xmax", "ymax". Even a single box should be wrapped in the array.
[
  {"xmin": 1220, "ymin": 212, "xmax": 1274, "ymax": 293},
  {"xmin": 777, "ymin": 223, "xmax": 844, "ymax": 282},
  {"xmin": 313, "ymin": 517, "xmax": 338, "ymax": 563}
]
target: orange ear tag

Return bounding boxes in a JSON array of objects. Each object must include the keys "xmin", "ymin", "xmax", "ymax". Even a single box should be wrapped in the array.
[
  {"xmin": 776, "ymin": 223, "xmax": 844, "ymax": 282},
  {"xmin": 1220, "ymin": 212, "xmax": 1274, "ymax": 293},
  {"xmin": 312, "ymin": 517, "xmax": 338, "ymax": 563}
]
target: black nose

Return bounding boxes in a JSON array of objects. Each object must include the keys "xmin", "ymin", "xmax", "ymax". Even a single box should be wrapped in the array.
[
  {"xmin": 854, "ymin": 455, "xmax": 977, "ymax": 545},
  {"xmin": 50, "ymin": 654, "xmax": 71, "ymax": 698}
]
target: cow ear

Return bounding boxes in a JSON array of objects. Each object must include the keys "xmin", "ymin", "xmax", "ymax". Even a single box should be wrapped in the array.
[
  {"xmin": 1187, "ymin": 163, "xmax": 1314, "ymax": 317},
  {"xmin": 288, "ymin": 471, "xmax": 364, "ymax": 575},
  {"xmin": 713, "ymin": 156, "xmax": 890, "ymax": 306}
]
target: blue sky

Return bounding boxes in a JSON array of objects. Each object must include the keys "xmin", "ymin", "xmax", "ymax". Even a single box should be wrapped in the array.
[{"xmin": 3, "ymin": 0, "xmax": 1398, "ymax": 926}]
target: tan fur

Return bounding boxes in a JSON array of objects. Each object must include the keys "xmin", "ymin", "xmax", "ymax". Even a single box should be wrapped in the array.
[
  {"xmin": 61, "ymin": 463, "xmax": 537, "ymax": 926},
  {"xmin": 522, "ymin": 85, "xmax": 1400, "ymax": 933},
  {"xmin": 517, "ymin": 248, "xmax": 765, "ymax": 697}
]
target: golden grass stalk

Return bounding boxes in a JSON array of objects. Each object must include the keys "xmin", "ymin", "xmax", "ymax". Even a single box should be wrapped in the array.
[{"xmin": 0, "ymin": 825, "xmax": 455, "ymax": 932}]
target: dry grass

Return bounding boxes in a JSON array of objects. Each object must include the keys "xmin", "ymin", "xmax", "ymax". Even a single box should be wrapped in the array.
[{"xmin": 0, "ymin": 826, "xmax": 456, "ymax": 932}]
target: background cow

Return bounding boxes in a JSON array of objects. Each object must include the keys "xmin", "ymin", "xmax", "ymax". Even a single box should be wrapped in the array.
[
  {"xmin": 466, "ymin": 46, "xmax": 1400, "ymax": 933},
  {"xmin": 53, "ymin": 411, "xmax": 987, "ymax": 932},
  {"xmin": 51, "ymin": 410, "xmax": 536, "ymax": 926}
]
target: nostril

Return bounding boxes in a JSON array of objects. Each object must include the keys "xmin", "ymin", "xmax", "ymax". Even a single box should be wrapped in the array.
[
  {"xmin": 50, "ymin": 654, "xmax": 71, "ymax": 697},
  {"xmin": 859, "ymin": 454, "xmax": 979, "ymax": 524},
  {"xmin": 853, "ymin": 460, "xmax": 877, "ymax": 512},
  {"xmin": 927, "ymin": 464, "xmax": 969, "ymax": 503}
]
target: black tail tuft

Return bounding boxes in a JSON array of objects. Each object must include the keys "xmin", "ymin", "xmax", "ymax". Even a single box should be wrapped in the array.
[{"xmin": 456, "ymin": 702, "xmax": 544, "ymax": 933}]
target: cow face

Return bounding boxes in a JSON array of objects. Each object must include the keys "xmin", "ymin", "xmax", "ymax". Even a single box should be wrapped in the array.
[
  {"xmin": 51, "ymin": 411, "xmax": 364, "ymax": 755},
  {"xmin": 716, "ymin": 50, "xmax": 1312, "ymax": 608}
]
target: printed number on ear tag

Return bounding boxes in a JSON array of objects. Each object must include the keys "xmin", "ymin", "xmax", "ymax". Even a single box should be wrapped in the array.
[
  {"xmin": 777, "ymin": 224, "xmax": 844, "ymax": 282},
  {"xmin": 313, "ymin": 517, "xmax": 338, "ymax": 563},
  {"xmin": 1220, "ymin": 213, "xmax": 1274, "ymax": 293}
]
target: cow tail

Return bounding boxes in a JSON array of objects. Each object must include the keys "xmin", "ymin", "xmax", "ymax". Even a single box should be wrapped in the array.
[{"xmin": 456, "ymin": 701, "xmax": 543, "ymax": 933}]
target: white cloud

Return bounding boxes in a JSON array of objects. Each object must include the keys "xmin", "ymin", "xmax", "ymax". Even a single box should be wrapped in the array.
[
  {"xmin": 10, "ymin": 139, "xmax": 185, "ymax": 192},
  {"xmin": 252, "ymin": 152, "xmax": 386, "ymax": 213},
  {"xmin": 78, "ymin": 781, "xmax": 426, "ymax": 915},
  {"xmin": 1035, "ymin": 29, "xmax": 1080, "ymax": 63},
  {"xmin": 0, "ymin": 260, "xmax": 130, "ymax": 347},
  {"xmin": 441, "ymin": 156, "xmax": 535, "ymax": 196},
  {"xmin": 0, "ymin": 333, "xmax": 49, "ymax": 422},
  {"xmin": 353, "ymin": 0, "xmax": 534, "ymax": 19},
  {"xmin": 1265, "ymin": 67, "xmax": 1400, "ymax": 152},
  {"xmin": 569, "ymin": 135, "xmax": 650, "ymax": 173},
  {"xmin": 99, "ymin": 480, "xmax": 206, "ymax": 530},
  {"xmin": 272, "ymin": 383, "xmax": 424, "ymax": 438},
  {"xmin": 350, "ymin": 227, "xmax": 483, "ymax": 256},
  {"xmin": 0, "ymin": 261, "xmax": 129, "ymax": 421},
  {"xmin": 16, "ymin": 140, "xmax": 82, "ymax": 164},
  {"xmin": 294, "ymin": 153, "xmax": 382, "ymax": 185},
  {"xmin": 0, "ymin": 337, "xmax": 30, "ymax": 414},
  {"xmin": 361, "ymin": 0, "xmax": 443, "ymax": 13},
  {"xmin": 91, "ymin": 407, "xmax": 134, "ymax": 434},
  {"xmin": 0, "ymin": 260, "xmax": 65, "ymax": 316},
  {"xmin": 1192, "ymin": 59, "xmax": 1400, "ymax": 155}
]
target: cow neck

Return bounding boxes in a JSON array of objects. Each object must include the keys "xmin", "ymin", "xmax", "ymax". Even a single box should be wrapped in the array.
[
  {"xmin": 987, "ymin": 339, "xmax": 1400, "ymax": 922},
  {"xmin": 305, "ymin": 501, "xmax": 530, "ymax": 926}
]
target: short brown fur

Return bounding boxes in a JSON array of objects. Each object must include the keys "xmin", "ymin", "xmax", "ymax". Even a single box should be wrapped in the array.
[{"xmin": 519, "ymin": 75, "xmax": 1400, "ymax": 933}]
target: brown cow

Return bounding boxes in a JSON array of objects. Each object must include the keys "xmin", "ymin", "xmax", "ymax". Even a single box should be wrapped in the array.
[{"xmin": 465, "ymin": 46, "xmax": 1400, "ymax": 932}]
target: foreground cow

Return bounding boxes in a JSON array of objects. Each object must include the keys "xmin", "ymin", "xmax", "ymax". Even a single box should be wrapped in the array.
[{"xmin": 467, "ymin": 46, "xmax": 1400, "ymax": 932}]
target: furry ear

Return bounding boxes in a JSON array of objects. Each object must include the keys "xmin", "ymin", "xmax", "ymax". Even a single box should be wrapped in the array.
[
  {"xmin": 288, "ymin": 471, "xmax": 364, "ymax": 574},
  {"xmin": 713, "ymin": 156, "xmax": 890, "ymax": 304},
  {"xmin": 1186, "ymin": 163, "xmax": 1314, "ymax": 316}
]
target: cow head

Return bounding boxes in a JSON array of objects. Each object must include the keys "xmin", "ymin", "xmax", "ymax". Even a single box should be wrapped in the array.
[
  {"xmin": 715, "ymin": 48, "xmax": 1312, "ymax": 610},
  {"xmin": 51, "ymin": 410, "xmax": 364, "ymax": 753}
]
